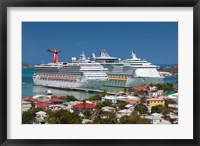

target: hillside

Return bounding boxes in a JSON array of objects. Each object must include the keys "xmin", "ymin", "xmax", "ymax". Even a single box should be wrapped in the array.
[
  {"xmin": 158, "ymin": 64, "xmax": 178, "ymax": 75},
  {"xmin": 22, "ymin": 63, "xmax": 34, "ymax": 69}
]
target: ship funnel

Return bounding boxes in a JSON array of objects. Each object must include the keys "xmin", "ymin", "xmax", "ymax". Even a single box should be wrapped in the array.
[
  {"xmin": 48, "ymin": 49, "xmax": 61, "ymax": 63},
  {"xmin": 131, "ymin": 51, "xmax": 137, "ymax": 60},
  {"xmin": 92, "ymin": 53, "xmax": 96, "ymax": 59}
]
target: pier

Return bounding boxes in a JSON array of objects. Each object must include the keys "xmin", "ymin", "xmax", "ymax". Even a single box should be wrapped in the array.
[{"xmin": 43, "ymin": 85, "xmax": 118, "ymax": 95}]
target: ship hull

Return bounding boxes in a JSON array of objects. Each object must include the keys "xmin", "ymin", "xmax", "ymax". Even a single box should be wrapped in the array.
[
  {"xmin": 104, "ymin": 77, "xmax": 164, "ymax": 88},
  {"xmin": 33, "ymin": 78, "xmax": 107, "ymax": 90}
]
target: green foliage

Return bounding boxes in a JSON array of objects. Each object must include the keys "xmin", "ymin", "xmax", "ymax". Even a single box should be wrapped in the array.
[
  {"xmin": 134, "ymin": 104, "xmax": 148, "ymax": 114},
  {"xmin": 83, "ymin": 110, "xmax": 92, "ymax": 119},
  {"xmin": 88, "ymin": 94, "xmax": 101, "ymax": 101},
  {"xmin": 95, "ymin": 102, "xmax": 103, "ymax": 109},
  {"xmin": 22, "ymin": 107, "xmax": 41, "ymax": 124},
  {"xmin": 52, "ymin": 95, "xmax": 78, "ymax": 102},
  {"xmin": 85, "ymin": 121, "xmax": 93, "ymax": 124},
  {"xmin": 101, "ymin": 90, "xmax": 107, "ymax": 96},
  {"xmin": 170, "ymin": 118, "xmax": 176, "ymax": 124},
  {"xmin": 151, "ymin": 105, "xmax": 171, "ymax": 116},
  {"xmin": 88, "ymin": 90, "xmax": 108, "ymax": 101},
  {"xmin": 102, "ymin": 101, "xmax": 113, "ymax": 107},
  {"xmin": 119, "ymin": 115, "xmax": 133, "ymax": 124},
  {"xmin": 123, "ymin": 88, "xmax": 127, "ymax": 93},
  {"xmin": 119, "ymin": 103, "xmax": 127, "ymax": 110},
  {"xmin": 151, "ymin": 105, "xmax": 163, "ymax": 113},
  {"xmin": 162, "ymin": 107, "xmax": 172, "ymax": 116},
  {"xmin": 66, "ymin": 95, "xmax": 79, "ymax": 102},
  {"xmin": 140, "ymin": 97, "xmax": 147, "ymax": 104},
  {"xmin": 165, "ymin": 100, "xmax": 177, "ymax": 107},
  {"xmin": 155, "ymin": 83, "xmax": 174, "ymax": 92},
  {"xmin": 119, "ymin": 112, "xmax": 150, "ymax": 124},
  {"xmin": 47, "ymin": 110, "xmax": 81, "ymax": 124}
]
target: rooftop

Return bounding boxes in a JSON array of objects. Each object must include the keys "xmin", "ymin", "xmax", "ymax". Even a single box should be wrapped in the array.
[
  {"xmin": 133, "ymin": 84, "xmax": 150, "ymax": 91},
  {"xmin": 73, "ymin": 102, "xmax": 96, "ymax": 109},
  {"xmin": 50, "ymin": 98, "xmax": 64, "ymax": 103},
  {"xmin": 147, "ymin": 98, "xmax": 164, "ymax": 101},
  {"xmin": 34, "ymin": 101, "xmax": 52, "ymax": 107}
]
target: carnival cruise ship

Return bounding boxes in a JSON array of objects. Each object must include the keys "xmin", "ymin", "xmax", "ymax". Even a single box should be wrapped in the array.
[
  {"xmin": 93, "ymin": 50, "xmax": 164, "ymax": 87},
  {"xmin": 33, "ymin": 50, "xmax": 108, "ymax": 89}
]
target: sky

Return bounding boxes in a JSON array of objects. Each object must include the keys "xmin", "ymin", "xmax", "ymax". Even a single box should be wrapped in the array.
[{"xmin": 22, "ymin": 22, "xmax": 178, "ymax": 65}]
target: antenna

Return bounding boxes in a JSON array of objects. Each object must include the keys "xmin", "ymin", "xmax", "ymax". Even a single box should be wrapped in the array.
[{"xmin": 48, "ymin": 49, "xmax": 61, "ymax": 63}]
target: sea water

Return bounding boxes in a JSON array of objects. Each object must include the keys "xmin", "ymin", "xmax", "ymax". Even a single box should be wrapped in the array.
[{"xmin": 22, "ymin": 68, "xmax": 178, "ymax": 99}]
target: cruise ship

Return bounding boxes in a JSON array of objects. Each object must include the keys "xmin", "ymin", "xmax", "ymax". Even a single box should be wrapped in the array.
[
  {"xmin": 93, "ymin": 50, "xmax": 164, "ymax": 88},
  {"xmin": 33, "ymin": 50, "xmax": 108, "ymax": 89}
]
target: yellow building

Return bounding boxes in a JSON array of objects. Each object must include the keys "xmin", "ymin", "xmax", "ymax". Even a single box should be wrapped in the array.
[{"xmin": 147, "ymin": 98, "xmax": 165, "ymax": 107}]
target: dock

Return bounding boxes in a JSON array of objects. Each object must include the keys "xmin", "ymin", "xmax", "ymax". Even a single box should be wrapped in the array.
[{"xmin": 43, "ymin": 85, "xmax": 118, "ymax": 95}]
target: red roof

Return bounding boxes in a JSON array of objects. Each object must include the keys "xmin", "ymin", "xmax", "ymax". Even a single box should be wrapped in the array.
[
  {"xmin": 165, "ymin": 117, "xmax": 170, "ymax": 121},
  {"xmin": 50, "ymin": 98, "xmax": 64, "ymax": 103},
  {"xmin": 34, "ymin": 101, "xmax": 52, "ymax": 107},
  {"xmin": 23, "ymin": 96, "xmax": 35, "ymax": 101},
  {"xmin": 133, "ymin": 84, "xmax": 150, "ymax": 91},
  {"xmin": 73, "ymin": 102, "xmax": 96, "ymax": 109}
]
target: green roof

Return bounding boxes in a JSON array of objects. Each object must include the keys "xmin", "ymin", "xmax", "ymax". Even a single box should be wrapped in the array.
[{"xmin": 166, "ymin": 91, "xmax": 176, "ymax": 95}]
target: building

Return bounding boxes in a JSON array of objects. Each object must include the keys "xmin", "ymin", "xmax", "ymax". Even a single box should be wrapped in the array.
[
  {"xmin": 50, "ymin": 97, "xmax": 64, "ymax": 104},
  {"xmin": 34, "ymin": 111, "xmax": 47, "ymax": 124},
  {"xmin": 22, "ymin": 101, "xmax": 32, "ymax": 111},
  {"xmin": 133, "ymin": 84, "xmax": 150, "ymax": 91},
  {"xmin": 150, "ymin": 90, "xmax": 163, "ymax": 97},
  {"xmin": 34, "ymin": 101, "xmax": 52, "ymax": 108},
  {"xmin": 73, "ymin": 102, "xmax": 96, "ymax": 112},
  {"xmin": 146, "ymin": 98, "xmax": 165, "ymax": 107},
  {"xmin": 168, "ymin": 104, "xmax": 178, "ymax": 113},
  {"xmin": 144, "ymin": 113, "xmax": 170, "ymax": 124},
  {"xmin": 102, "ymin": 95, "xmax": 117, "ymax": 103},
  {"xmin": 117, "ymin": 99, "xmax": 140, "ymax": 105},
  {"xmin": 168, "ymin": 93, "xmax": 178, "ymax": 103}
]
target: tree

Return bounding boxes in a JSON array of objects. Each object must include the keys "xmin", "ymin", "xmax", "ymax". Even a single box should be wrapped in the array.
[
  {"xmin": 119, "ymin": 111, "xmax": 150, "ymax": 124},
  {"xmin": 134, "ymin": 104, "xmax": 148, "ymax": 114},
  {"xmin": 88, "ymin": 94, "xmax": 101, "ymax": 101},
  {"xmin": 83, "ymin": 110, "xmax": 92, "ymax": 119},
  {"xmin": 140, "ymin": 97, "xmax": 147, "ymax": 104},
  {"xmin": 120, "ymin": 115, "xmax": 133, "ymax": 124},
  {"xmin": 162, "ymin": 107, "xmax": 172, "ymax": 116},
  {"xmin": 119, "ymin": 103, "xmax": 127, "ymax": 110},
  {"xmin": 101, "ymin": 90, "xmax": 107, "ymax": 96},
  {"xmin": 151, "ymin": 105, "xmax": 163, "ymax": 113},
  {"xmin": 101, "ymin": 101, "xmax": 112, "ymax": 107},
  {"xmin": 155, "ymin": 83, "xmax": 174, "ymax": 92},
  {"xmin": 22, "ymin": 107, "xmax": 41, "ymax": 124},
  {"xmin": 47, "ymin": 110, "xmax": 81, "ymax": 124},
  {"xmin": 165, "ymin": 100, "xmax": 176, "ymax": 107},
  {"xmin": 66, "ymin": 95, "xmax": 78, "ymax": 102}
]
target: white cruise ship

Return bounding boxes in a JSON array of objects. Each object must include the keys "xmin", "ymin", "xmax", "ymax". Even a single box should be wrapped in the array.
[
  {"xmin": 33, "ymin": 50, "xmax": 108, "ymax": 89},
  {"xmin": 93, "ymin": 50, "xmax": 164, "ymax": 88}
]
